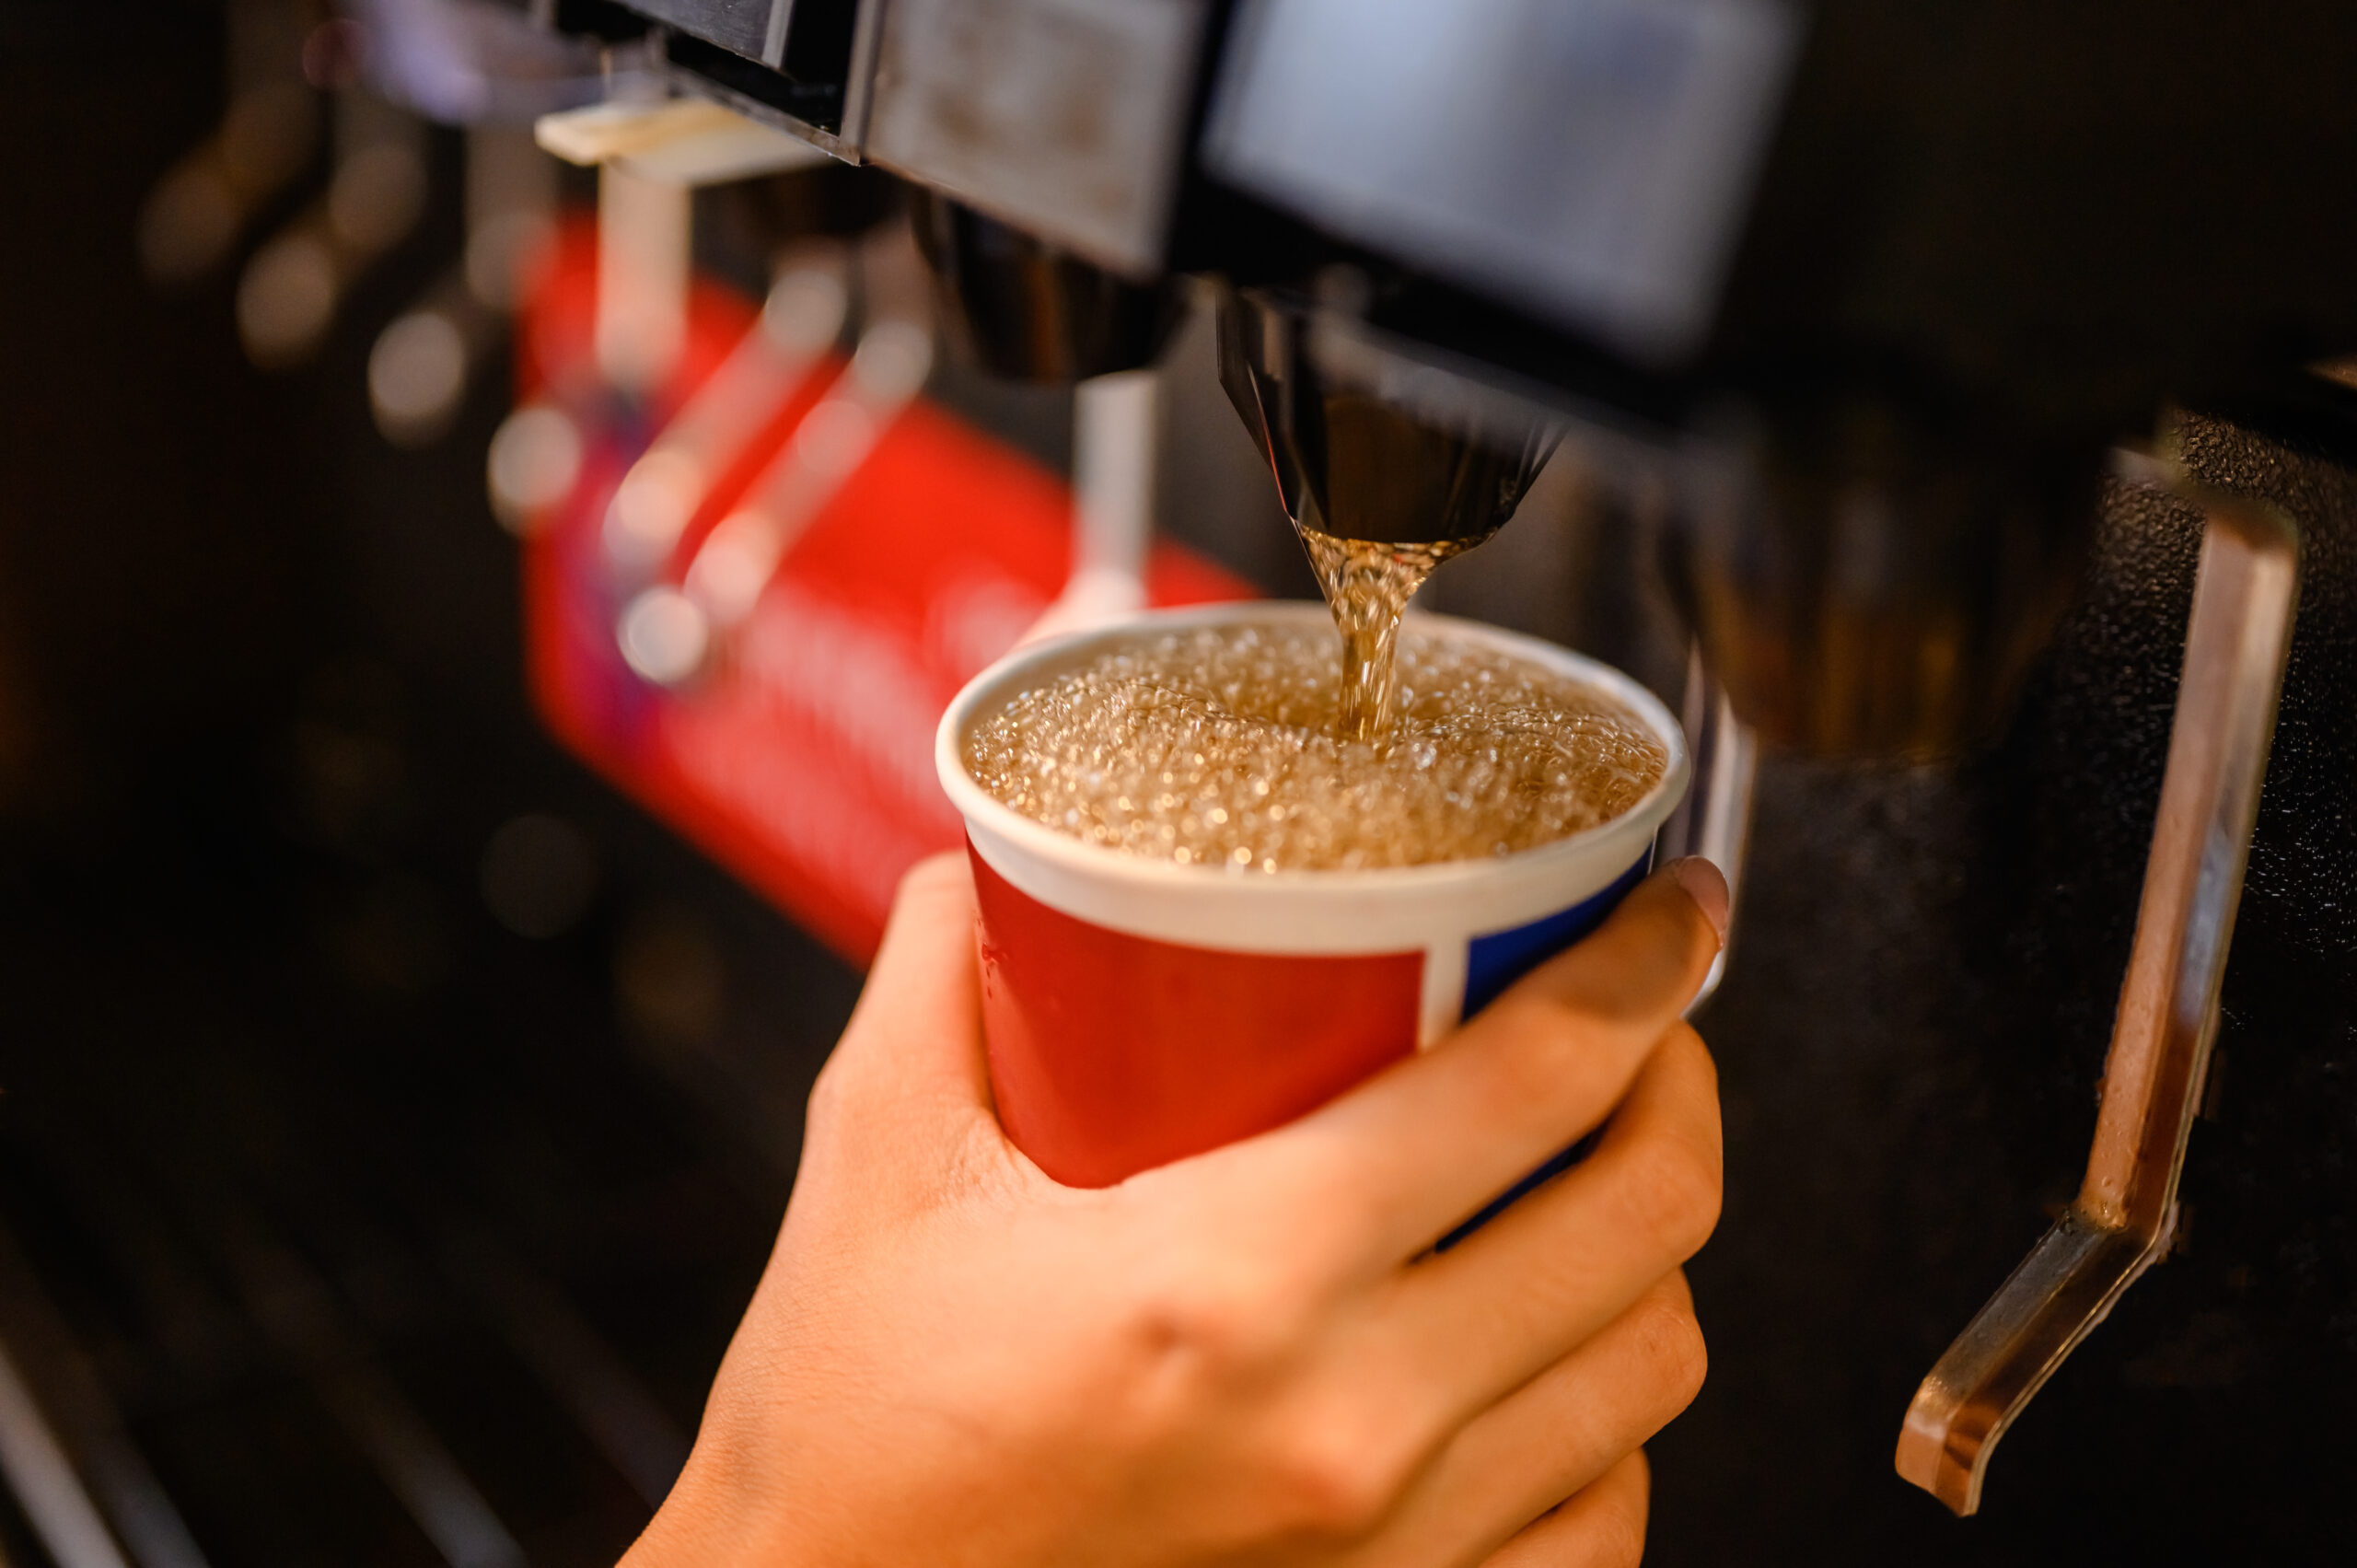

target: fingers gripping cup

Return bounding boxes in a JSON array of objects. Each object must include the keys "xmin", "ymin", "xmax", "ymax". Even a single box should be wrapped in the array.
[{"xmin": 935, "ymin": 602, "xmax": 1689, "ymax": 1189}]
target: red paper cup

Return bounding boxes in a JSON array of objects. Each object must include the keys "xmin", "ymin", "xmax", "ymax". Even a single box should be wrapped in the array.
[{"xmin": 935, "ymin": 602, "xmax": 1690, "ymax": 1188}]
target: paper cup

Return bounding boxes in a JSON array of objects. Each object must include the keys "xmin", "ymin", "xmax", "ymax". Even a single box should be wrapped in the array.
[{"xmin": 935, "ymin": 601, "xmax": 1690, "ymax": 1188}]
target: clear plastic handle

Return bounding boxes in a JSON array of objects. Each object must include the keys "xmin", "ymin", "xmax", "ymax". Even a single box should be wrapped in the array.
[
  {"xmin": 1895, "ymin": 470, "xmax": 2300, "ymax": 1516},
  {"xmin": 1655, "ymin": 644, "xmax": 1758, "ymax": 1011}
]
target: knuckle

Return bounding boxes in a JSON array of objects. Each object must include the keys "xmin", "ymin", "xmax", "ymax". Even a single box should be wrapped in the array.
[
  {"xmin": 1591, "ymin": 1490, "xmax": 1650, "ymax": 1568},
  {"xmin": 1263, "ymin": 1408, "xmax": 1414, "ymax": 1541},
  {"xmin": 1665, "ymin": 1020, "xmax": 1720, "ymax": 1094},
  {"xmin": 1620, "ymin": 1130, "xmax": 1723, "ymax": 1259},
  {"xmin": 1630, "ymin": 1292, "xmax": 1710, "ymax": 1411},
  {"xmin": 1124, "ymin": 1262, "xmax": 1297, "ymax": 1383},
  {"xmin": 1475, "ymin": 1012, "xmax": 1553, "ymax": 1087},
  {"xmin": 1479, "ymin": 995, "xmax": 1601, "ymax": 1102}
]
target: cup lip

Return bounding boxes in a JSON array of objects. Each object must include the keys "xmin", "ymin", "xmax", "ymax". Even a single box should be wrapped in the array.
[{"xmin": 935, "ymin": 599, "xmax": 1691, "ymax": 896}]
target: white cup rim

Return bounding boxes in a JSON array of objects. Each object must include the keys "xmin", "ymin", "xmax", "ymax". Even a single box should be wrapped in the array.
[{"xmin": 935, "ymin": 599, "xmax": 1691, "ymax": 898}]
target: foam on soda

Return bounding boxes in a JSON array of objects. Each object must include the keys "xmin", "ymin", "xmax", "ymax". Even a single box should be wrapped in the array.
[{"xmin": 964, "ymin": 621, "xmax": 1667, "ymax": 872}]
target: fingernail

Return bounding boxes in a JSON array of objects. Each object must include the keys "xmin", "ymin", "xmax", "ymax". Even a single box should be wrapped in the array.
[{"xmin": 1669, "ymin": 856, "xmax": 1729, "ymax": 946}]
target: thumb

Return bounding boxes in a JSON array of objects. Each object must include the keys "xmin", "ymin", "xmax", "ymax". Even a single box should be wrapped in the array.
[{"xmin": 822, "ymin": 850, "xmax": 996, "ymax": 1131}]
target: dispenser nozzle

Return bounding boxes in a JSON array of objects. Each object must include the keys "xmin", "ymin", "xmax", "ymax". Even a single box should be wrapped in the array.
[{"xmin": 1215, "ymin": 286, "xmax": 1558, "ymax": 549}]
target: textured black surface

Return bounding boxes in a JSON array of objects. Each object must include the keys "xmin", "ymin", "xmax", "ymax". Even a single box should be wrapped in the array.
[{"xmin": 1644, "ymin": 416, "xmax": 2357, "ymax": 1562}]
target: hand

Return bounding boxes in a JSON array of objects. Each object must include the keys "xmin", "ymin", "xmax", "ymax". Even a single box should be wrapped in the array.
[{"xmin": 625, "ymin": 853, "xmax": 1727, "ymax": 1568}]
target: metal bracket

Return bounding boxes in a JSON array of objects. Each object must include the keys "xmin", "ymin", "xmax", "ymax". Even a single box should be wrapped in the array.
[
  {"xmin": 1657, "ymin": 643, "xmax": 1758, "ymax": 1009},
  {"xmin": 1894, "ymin": 472, "xmax": 2300, "ymax": 1515}
]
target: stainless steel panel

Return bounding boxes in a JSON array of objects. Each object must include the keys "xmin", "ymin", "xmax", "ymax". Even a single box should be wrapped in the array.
[
  {"xmin": 631, "ymin": 0, "xmax": 783, "ymax": 63},
  {"xmin": 866, "ymin": 0, "xmax": 1212, "ymax": 275},
  {"xmin": 1204, "ymin": 0, "xmax": 1800, "ymax": 365}
]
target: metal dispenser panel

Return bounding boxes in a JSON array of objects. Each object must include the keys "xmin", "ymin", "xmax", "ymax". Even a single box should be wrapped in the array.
[
  {"xmin": 865, "ymin": 0, "xmax": 1213, "ymax": 274},
  {"xmin": 631, "ymin": 0, "xmax": 779, "ymax": 61},
  {"xmin": 1203, "ymin": 0, "xmax": 1800, "ymax": 362}
]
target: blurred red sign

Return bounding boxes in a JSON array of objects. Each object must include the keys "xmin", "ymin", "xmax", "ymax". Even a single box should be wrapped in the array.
[{"xmin": 510, "ymin": 224, "xmax": 1251, "ymax": 961}]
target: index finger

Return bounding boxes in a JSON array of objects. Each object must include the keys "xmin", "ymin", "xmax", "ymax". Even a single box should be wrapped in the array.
[{"xmin": 1232, "ymin": 861, "xmax": 1724, "ymax": 1269}]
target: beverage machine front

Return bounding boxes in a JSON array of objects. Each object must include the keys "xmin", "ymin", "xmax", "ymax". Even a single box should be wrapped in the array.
[
  {"xmin": 165, "ymin": 0, "xmax": 2357, "ymax": 1551},
  {"xmin": 572, "ymin": 0, "xmax": 2357, "ymax": 1533}
]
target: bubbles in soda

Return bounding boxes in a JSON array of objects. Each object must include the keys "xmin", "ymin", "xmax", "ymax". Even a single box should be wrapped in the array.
[{"xmin": 964, "ymin": 621, "xmax": 1668, "ymax": 872}]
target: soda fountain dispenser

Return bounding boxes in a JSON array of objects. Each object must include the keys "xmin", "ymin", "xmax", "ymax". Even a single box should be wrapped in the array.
[{"xmin": 309, "ymin": 0, "xmax": 2357, "ymax": 1532}]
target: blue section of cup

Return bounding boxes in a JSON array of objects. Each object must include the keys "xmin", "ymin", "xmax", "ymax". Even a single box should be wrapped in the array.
[
  {"xmin": 1461, "ymin": 852, "xmax": 1653, "ymax": 1020},
  {"xmin": 1433, "ymin": 849, "xmax": 1656, "ymax": 1255}
]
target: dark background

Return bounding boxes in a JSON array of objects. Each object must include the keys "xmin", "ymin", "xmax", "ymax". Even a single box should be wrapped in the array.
[{"xmin": 2, "ymin": 5, "xmax": 2351, "ymax": 1564}]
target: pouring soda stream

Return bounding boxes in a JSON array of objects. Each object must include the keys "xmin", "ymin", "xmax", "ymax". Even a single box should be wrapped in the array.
[
  {"xmin": 1216, "ymin": 289, "xmax": 1559, "ymax": 744},
  {"xmin": 1297, "ymin": 531, "xmax": 1469, "ymax": 741}
]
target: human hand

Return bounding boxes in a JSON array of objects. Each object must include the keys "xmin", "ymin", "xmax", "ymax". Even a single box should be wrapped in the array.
[{"xmin": 624, "ymin": 852, "xmax": 1726, "ymax": 1568}]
